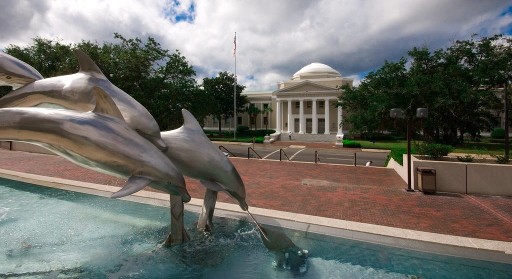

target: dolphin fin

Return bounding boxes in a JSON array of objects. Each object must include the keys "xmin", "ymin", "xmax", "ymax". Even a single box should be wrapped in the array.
[
  {"xmin": 111, "ymin": 175, "xmax": 152, "ymax": 198},
  {"xmin": 181, "ymin": 109, "xmax": 203, "ymax": 130},
  {"xmin": 200, "ymin": 180, "xmax": 224, "ymax": 192},
  {"xmin": 73, "ymin": 49, "xmax": 106, "ymax": 79},
  {"xmin": 91, "ymin": 87, "xmax": 125, "ymax": 120},
  {"xmin": 0, "ymin": 51, "xmax": 43, "ymax": 89}
]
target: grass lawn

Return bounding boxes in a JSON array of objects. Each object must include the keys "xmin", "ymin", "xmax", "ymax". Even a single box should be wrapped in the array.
[
  {"xmin": 354, "ymin": 139, "xmax": 508, "ymax": 156},
  {"xmin": 452, "ymin": 142, "xmax": 506, "ymax": 156}
]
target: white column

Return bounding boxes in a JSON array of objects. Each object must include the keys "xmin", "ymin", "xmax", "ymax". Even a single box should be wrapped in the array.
[
  {"xmin": 312, "ymin": 99, "xmax": 318, "ymax": 134},
  {"xmin": 299, "ymin": 100, "xmax": 305, "ymax": 134},
  {"xmin": 324, "ymin": 98, "xmax": 330, "ymax": 134},
  {"xmin": 288, "ymin": 100, "xmax": 293, "ymax": 132},
  {"xmin": 276, "ymin": 100, "xmax": 281, "ymax": 132},
  {"xmin": 337, "ymin": 105, "xmax": 343, "ymax": 136}
]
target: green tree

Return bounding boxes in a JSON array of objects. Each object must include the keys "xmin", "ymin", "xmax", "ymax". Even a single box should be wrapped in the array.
[
  {"xmin": 203, "ymin": 71, "xmax": 247, "ymax": 134},
  {"xmin": 466, "ymin": 35, "xmax": 512, "ymax": 159},
  {"xmin": 339, "ymin": 36, "xmax": 505, "ymax": 145},
  {"xmin": 338, "ymin": 58, "xmax": 411, "ymax": 137},
  {"xmin": 3, "ymin": 34, "xmax": 202, "ymax": 130},
  {"xmin": 5, "ymin": 37, "xmax": 75, "ymax": 77}
]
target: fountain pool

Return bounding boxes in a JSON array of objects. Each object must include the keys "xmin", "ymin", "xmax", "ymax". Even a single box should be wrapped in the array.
[{"xmin": 1, "ymin": 177, "xmax": 511, "ymax": 279}]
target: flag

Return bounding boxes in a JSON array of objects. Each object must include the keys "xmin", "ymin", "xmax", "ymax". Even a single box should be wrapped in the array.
[{"xmin": 233, "ymin": 33, "xmax": 236, "ymax": 56}]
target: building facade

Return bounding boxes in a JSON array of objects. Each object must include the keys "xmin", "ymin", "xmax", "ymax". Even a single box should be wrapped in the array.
[{"xmin": 203, "ymin": 63, "xmax": 353, "ymax": 138}]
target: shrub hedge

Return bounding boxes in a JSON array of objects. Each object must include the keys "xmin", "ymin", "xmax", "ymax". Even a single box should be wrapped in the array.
[
  {"xmin": 342, "ymin": 139, "xmax": 362, "ymax": 148},
  {"xmin": 416, "ymin": 143, "xmax": 453, "ymax": 160},
  {"xmin": 491, "ymin": 127, "xmax": 506, "ymax": 139}
]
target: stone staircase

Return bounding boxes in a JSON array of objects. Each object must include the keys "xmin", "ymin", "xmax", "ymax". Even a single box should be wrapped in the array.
[{"xmin": 278, "ymin": 133, "xmax": 337, "ymax": 142}]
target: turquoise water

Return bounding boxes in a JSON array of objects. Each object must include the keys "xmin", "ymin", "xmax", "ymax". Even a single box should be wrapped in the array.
[{"xmin": 0, "ymin": 177, "xmax": 511, "ymax": 279}]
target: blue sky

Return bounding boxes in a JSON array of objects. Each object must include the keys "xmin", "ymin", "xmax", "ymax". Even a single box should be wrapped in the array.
[{"xmin": 0, "ymin": 0, "xmax": 511, "ymax": 89}]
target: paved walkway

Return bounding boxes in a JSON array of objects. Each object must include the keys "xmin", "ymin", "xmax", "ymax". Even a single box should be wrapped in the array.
[{"xmin": 0, "ymin": 148, "xmax": 511, "ymax": 243}]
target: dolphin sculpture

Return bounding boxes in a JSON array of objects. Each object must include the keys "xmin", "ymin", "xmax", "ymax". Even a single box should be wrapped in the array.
[
  {"xmin": 160, "ymin": 109, "xmax": 248, "ymax": 231},
  {"xmin": 0, "ymin": 86, "xmax": 189, "ymax": 202},
  {"xmin": 0, "ymin": 49, "xmax": 166, "ymax": 150},
  {"xmin": 159, "ymin": 109, "xmax": 299, "ymax": 254},
  {"xmin": 0, "ymin": 51, "xmax": 43, "ymax": 89}
]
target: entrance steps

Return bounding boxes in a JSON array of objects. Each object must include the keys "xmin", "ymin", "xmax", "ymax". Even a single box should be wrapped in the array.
[{"xmin": 279, "ymin": 133, "xmax": 336, "ymax": 142}]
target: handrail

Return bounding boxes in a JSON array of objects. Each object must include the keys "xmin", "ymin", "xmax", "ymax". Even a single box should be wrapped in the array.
[
  {"xmin": 218, "ymin": 145, "xmax": 236, "ymax": 157},
  {"xmin": 315, "ymin": 150, "xmax": 320, "ymax": 163},
  {"xmin": 247, "ymin": 147, "xmax": 262, "ymax": 159},
  {"xmin": 279, "ymin": 149, "xmax": 290, "ymax": 161}
]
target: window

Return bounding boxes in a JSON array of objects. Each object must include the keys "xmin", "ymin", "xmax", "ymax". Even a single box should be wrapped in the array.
[
  {"xmin": 319, "ymin": 101, "xmax": 325, "ymax": 108},
  {"xmin": 263, "ymin": 103, "xmax": 269, "ymax": 109},
  {"xmin": 263, "ymin": 117, "xmax": 268, "ymax": 125},
  {"xmin": 295, "ymin": 101, "xmax": 300, "ymax": 108},
  {"xmin": 307, "ymin": 101, "xmax": 311, "ymax": 109},
  {"xmin": 237, "ymin": 117, "xmax": 242, "ymax": 125}
]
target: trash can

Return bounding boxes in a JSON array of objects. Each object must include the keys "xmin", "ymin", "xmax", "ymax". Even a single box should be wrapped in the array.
[{"xmin": 417, "ymin": 167, "xmax": 436, "ymax": 194}]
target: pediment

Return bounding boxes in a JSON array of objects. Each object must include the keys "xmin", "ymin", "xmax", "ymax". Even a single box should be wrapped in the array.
[{"xmin": 277, "ymin": 80, "xmax": 337, "ymax": 94}]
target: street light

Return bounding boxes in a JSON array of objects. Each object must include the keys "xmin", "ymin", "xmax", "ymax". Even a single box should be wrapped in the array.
[{"xmin": 390, "ymin": 107, "xmax": 428, "ymax": 191}]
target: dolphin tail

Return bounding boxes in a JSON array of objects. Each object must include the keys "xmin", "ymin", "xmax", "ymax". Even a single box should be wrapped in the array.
[{"xmin": 111, "ymin": 175, "xmax": 152, "ymax": 198}]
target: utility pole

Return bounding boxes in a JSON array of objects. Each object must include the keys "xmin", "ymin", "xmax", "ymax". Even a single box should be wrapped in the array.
[
  {"xmin": 233, "ymin": 32, "xmax": 237, "ymax": 140},
  {"xmin": 505, "ymin": 82, "xmax": 510, "ymax": 160}
]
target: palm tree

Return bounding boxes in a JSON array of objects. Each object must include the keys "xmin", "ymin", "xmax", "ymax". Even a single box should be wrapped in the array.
[
  {"xmin": 245, "ymin": 104, "xmax": 261, "ymax": 130},
  {"xmin": 262, "ymin": 105, "xmax": 273, "ymax": 132}
]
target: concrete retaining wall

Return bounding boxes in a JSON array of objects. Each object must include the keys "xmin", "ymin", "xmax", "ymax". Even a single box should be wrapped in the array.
[
  {"xmin": 388, "ymin": 155, "xmax": 512, "ymax": 197},
  {"xmin": 413, "ymin": 159, "xmax": 467, "ymax": 194},
  {"xmin": 467, "ymin": 164, "xmax": 512, "ymax": 196}
]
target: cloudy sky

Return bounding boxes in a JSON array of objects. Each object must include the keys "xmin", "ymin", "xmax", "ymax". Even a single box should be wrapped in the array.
[{"xmin": 1, "ymin": 0, "xmax": 511, "ymax": 90}]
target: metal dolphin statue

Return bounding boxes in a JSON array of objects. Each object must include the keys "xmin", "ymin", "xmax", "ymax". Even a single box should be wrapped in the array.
[
  {"xmin": 160, "ymin": 109, "xmax": 248, "ymax": 231},
  {"xmin": 0, "ymin": 49, "xmax": 166, "ymax": 150},
  {"xmin": 0, "ymin": 86, "xmax": 189, "ymax": 202},
  {"xmin": 0, "ymin": 51, "xmax": 43, "ymax": 89},
  {"xmin": 160, "ymin": 109, "xmax": 299, "ymax": 255}
]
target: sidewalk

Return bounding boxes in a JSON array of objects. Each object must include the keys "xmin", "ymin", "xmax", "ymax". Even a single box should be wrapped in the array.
[{"xmin": 0, "ymin": 149, "xmax": 511, "ymax": 244}]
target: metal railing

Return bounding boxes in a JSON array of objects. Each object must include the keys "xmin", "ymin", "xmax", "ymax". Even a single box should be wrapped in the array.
[
  {"xmin": 279, "ymin": 149, "xmax": 290, "ymax": 161},
  {"xmin": 218, "ymin": 145, "xmax": 236, "ymax": 157},
  {"xmin": 247, "ymin": 147, "xmax": 262, "ymax": 159},
  {"xmin": 315, "ymin": 150, "xmax": 320, "ymax": 163}
]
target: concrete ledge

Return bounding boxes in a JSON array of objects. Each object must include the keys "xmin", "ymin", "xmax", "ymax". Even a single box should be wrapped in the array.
[{"xmin": 0, "ymin": 167, "xmax": 511, "ymax": 264}]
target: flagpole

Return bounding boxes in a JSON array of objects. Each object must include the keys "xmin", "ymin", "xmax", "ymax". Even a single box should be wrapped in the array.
[{"xmin": 233, "ymin": 32, "xmax": 237, "ymax": 140}]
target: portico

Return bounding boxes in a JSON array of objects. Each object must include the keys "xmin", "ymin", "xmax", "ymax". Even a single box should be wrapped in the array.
[
  {"xmin": 202, "ymin": 62, "xmax": 353, "ymax": 140},
  {"xmin": 275, "ymin": 97, "xmax": 340, "ymax": 135}
]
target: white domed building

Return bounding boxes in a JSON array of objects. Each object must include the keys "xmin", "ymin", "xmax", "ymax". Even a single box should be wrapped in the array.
[{"xmin": 204, "ymin": 63, "xmax": 353, "ymax": 141}]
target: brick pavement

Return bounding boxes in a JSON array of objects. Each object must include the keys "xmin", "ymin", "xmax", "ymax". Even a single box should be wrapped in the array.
[{"xmin": 0, "ymin": 148, "xmax": 511, "ymax": 242}]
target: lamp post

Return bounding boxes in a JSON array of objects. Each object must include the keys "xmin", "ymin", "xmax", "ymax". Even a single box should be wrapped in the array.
[{"xmin": 390, "ymin": 108, "xmax": 428, "ymax": 191}]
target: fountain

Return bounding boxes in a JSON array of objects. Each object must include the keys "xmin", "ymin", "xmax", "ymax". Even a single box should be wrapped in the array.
[{"xmin": 0, "ymin": 49, "xmax": 306, "ymax": 272}]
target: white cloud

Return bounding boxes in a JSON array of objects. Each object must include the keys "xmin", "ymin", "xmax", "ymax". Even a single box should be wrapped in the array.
[{"xmin": 0, "ymin": 0, "xmax": 510, "ymax": 91}]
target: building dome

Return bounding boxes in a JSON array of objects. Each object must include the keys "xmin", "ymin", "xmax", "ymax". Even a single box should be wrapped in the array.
[{"xmin": 292, "ymin": 62, "xmax": 341, "ymax": 80}]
